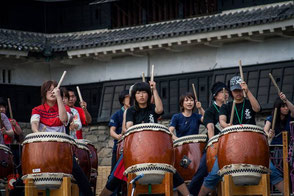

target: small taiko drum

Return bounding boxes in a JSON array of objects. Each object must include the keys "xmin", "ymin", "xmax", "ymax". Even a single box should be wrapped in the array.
[
  {"xmin": 84, "ymin": 139, "xmax": 98, "ymax": 191},
  {"xmin": 116, "ymin": 136, "xmax": 124, "ymax": 161},
  {"xmin": 74, "ymin": 139, "xmax": 91, "ymax": 181},
  {"xmin": 22, "ymin": 132, "xmax": 74, "ymax": 189},
  {"xmin": 206, "ymin": 134, "xmax": 220, "ymax": 172},
  {"xmin": 218, "ymin": 125, "xmax": 270, "ymax": 185},
  {"xmin": 123, "ymin": 123, "xmax": 176, "ymax": 184},
  {"xmin": 0, "ymin": 144, "xmax": 14, "ymax": 181},
  {"xmin": 173, "ymin": 134, "xmax": 207, "ymax": 181}
]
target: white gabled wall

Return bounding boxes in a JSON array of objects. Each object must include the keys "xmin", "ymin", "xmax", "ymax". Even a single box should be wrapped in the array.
[{"xmin": 0, "ymin": 37, "xmax": 293, "ymax": 86}]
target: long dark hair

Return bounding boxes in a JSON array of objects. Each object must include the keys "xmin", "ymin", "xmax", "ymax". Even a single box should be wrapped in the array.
[
  {"xmin": 179, "ymin": 92, "xmax": 195, "ymax": 112},
  {"xmin": 41, "ymin": 80, "xmax": 57, "ymax": 104},
  {"xmin": 131, "ymin": 82, "xmax": 151, "ymax": 110},
  {"xmin": 272, "ymin": 97, "xmax": 288, "ymax": 130}
]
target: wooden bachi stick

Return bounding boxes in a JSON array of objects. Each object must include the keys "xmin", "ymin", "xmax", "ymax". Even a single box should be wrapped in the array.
[
  {"xmin": 230, "ymin": 100, "xmax": 236, "ymax": 125},
  {"xmin": 150, "ymin": 65, "xmax": 154, "ymax": 82},
  {"xmin": 7, "ymin": 98, "xmax": 13, "ymax": 119},
  {"xmin": 142, "ymin": 72, "xmax": 146, "ymax": 82},
  {"xmin": 41, "ymin": 126, "xmax": 47, "ymax": 132},
  {"xmin": 269, "ymin": 73, "xmax": 281, "ymax": 95},
  {"xmin": 192, "ymin": 83, "xmax": 198, "ymax": 102},
  {"xmin": 239, "ymin": 60, "xmax": 246, "ymax": 98},
  {"xmin": 76, "ymin": 86, "xmax": 84, "ymax": 103},
  {"xmin": 57, "ymin": 71, "xmax": 67, "ymax": 89},
  {"xmin": 223, "ymin": 88, "xmax": 226, "ymax": 104}
]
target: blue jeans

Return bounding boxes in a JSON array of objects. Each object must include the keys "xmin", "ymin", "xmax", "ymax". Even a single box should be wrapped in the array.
[
  {"xmin": 203, "ymin": 157, "xmax": 283, "ymax": 190},
  {"xmin": 188, "ymin": 152, "xmax": 208, "ymax": 195}
]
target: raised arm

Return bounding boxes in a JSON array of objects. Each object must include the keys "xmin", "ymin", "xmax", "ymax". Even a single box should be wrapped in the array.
[
  {"xmin": 280, "ymin": 92, "xmax": 294, "ymax": 118},
  {"xmin": 241, "ymin": 82, "xmax": 260, "ymax": 112},
  {"xmin": 149, "ymin": 81, "xmax": 163, "ymax": 114},
  {"xmin": 53, "ymin": 87, "xmax": 68, "ymax": 124},
  {"xmin": 80, "ymin": 101, "xmax": 92, "ymax": 124}
]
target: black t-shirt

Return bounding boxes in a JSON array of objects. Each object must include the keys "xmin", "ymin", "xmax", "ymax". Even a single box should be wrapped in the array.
[
  {"xmin": 126, "ymin": 104, "xmax": 163, "ymax": 125},
  {"xmin": 203, "ymin": 103, "xmax": 222, "ymax": 135},
  {"xmin": 219, "ymin": 99, "xmax": 257, "ymax": 125}
]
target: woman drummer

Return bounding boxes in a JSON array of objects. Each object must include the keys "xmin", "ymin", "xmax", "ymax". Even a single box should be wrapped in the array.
[
  {"xmin": 168, "ymin": 92, "xmax": 205, "ymax": 140},
  {"xmin": 264, "ymin": 92, "xmax": 294, "ymax": 145},
  {"xmin": 30, "ymin": 80, "xmax": 93, "ymax": 196}
]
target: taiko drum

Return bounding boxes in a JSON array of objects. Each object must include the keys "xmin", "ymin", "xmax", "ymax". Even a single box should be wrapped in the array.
[
  {"xmin": 206, "ymin": 134, "xmax": 220, "ymax": 172},
  {"xmin": 0, "ymin": 144, "xmax": 14, "ymax": 181},
  {"xmin": 173, "ymin": 134, "xmax": 207, "ymax": 181},
  {"xmin": 74, "ymin": 139, "xmax": 91, "ymax": 180},
  {"xmin": 123, "ymin": 123, "xmax": 175, "ymax": 184}
]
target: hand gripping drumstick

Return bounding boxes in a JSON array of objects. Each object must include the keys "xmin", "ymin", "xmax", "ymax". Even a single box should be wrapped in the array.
[
  {"xmin": 268, "ymin": 108, "xmax": 278, "ymax": 144},
  {"xmin": 142, "ymin": 72, "xmax": 146, "ymax": 82},
  {"xmin": 57, "ymin": 71, "xmax": 67, "ymax": 89},
  {"xmin": 269, "ymin": 73, "xmax": 281, "ymax": 95},
  {"xmin": 230, "ymin": 100, "xmax": 236, "ymax": 125},
  {"xmin": 239, "ymin": 60, "xmax": 246, "ymax": 98},
  {"xmin": 192, "ymin": 83, "xmax": 199, "ymax": 102},
  {"xmin": 7, "ymin": 98, "xmax": 13, "ymax": 119}
]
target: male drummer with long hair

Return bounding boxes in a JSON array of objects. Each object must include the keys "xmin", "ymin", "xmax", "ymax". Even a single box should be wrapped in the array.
[
  {"xmin": 31, "ymin": 80, "xmax": 93, "ymax": 196},
  {"xmin": 198, "ymin": 76, "xmax": 284, "ymax": 195},
  {"xmin": 188, "ymin": 82, "xmax": 229, "ymax": 196}
]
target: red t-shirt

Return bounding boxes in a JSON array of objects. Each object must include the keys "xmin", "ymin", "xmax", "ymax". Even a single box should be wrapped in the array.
[
  {"xmin": 31, "ymin": 103, "xmax": 70, "ymax": 133},
  {"xmin": 3, "ymin": 119, "xmax": 19, "ymax": 144},
  {"xmin": 74, "ymin": 106, "xmax": 87, "ymax": 139}
]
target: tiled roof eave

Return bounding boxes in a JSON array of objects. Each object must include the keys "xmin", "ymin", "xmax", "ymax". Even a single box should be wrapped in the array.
[{"xmin": 67, "ymin": 18, "xmax": 294, "ymax": 58}]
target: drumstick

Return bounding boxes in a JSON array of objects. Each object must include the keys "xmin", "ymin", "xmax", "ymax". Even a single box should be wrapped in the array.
[
  {"xmin": 142, "ymin": 72, "xmax": 145, "ymax": 82},
  {"xmin": 192, "ymin": 83, "xmax": 198, "ymax": 102},
  {"xmin": 150, "ymin": 65, "xmax": 154, "ymax": 82},
  {"xmin": 76, "ymin": 86, "xmax": 84, "ymax": 103},
  {"xmin": 229, "ymin": 100, "xmax": 236, "ymax": 125},
  {"xmin": 239, "ymin": 60, "xmax": 246, "ymax": 98},
  {"xmin": 269, "ymin": 73, "xmax": 281, "ymax": 95},
  {"xmin": 7, "ymin": 98, "xmax": 13, "ymax": 119},
  {"xmin": 57, "ymin": 71, "xmax": 67, "ymax": 89},
  {"xmin": 223, "ymin": 88, "xmax": 226, "ymax": 104},
  {"xmin": 268, "ymin": 107, "xmax": 278, "ymax": 144}
]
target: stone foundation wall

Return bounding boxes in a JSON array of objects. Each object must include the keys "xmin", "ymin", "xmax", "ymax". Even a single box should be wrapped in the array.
[{"xmin": 18, "ymin": 112, "xmax": 269, "ymax": 166}]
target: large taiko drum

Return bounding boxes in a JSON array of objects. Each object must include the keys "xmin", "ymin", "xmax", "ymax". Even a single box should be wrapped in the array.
[
  {"xmin": 73, "ymin": 139, "xmax": 91, "ymax": 181},
  {"xmin": 206, "ymin": 134, "xmax": 220, "ymax": 172},
  {"xmin": 116, "ymin": 136, "xmax": 124, "ymax": 161},
  {"xmin": 0, "ymin": 144, "xmax": 14, "ymax": 181},
  {"xmin": 22, "ymin": 132, "xmax": 74, "ymax": 189},
  {"xmin": 173, "ymin": 134, "xmax": 207, "ymax": 181},
  {"xmin": 123, "ymin": 123, "xmax": 176, "ymax": 184},
  {"xmin": 217, "ymin": 125, "xmax": 270, "ymax": 185}
]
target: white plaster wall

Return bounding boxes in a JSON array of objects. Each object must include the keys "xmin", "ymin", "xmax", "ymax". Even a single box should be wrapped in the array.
[{"xmin": 0, "ymin": 37, "xmax": 293, "ymax": 86}]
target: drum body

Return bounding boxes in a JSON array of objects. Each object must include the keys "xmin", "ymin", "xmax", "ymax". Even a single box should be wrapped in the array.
[
  {"xmin": 22, "ymin": 132, "xmax": 74, "ymax": 189},
  {"xmin": 218, "ymin": 125, "xmax": 270, "ymax": 185},
  {"xmin": 123, "ymin": 123, "xmax": 175, "ymax": 184},
  {"xmin": 206, "ymin": 134, "xmax": 220, "ymax": 172},
  {"xmin": 74, "ymin": 139, "xmax": 91, "ymax": 181},
  {"xmin": 0, "ymin": 144, "xmax": 14, "ymax": 181},
  {"xmin": 173, "ymin": 134, "xmax": 207, "ymax": 181}
]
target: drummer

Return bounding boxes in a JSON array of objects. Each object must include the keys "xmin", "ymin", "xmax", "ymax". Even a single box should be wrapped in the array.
[
  {"xmin": 198, "ymin": 76, "xmax": 284, "ymax": 195},
  {"xmin": 0, "ymin": 97, "xmax": 22, "ymax": 144},
  {"xmin": 67, "ymin": 88, "xmax": 92, "ymax": 139},
  {"xmin": 100, "ymin": 81, "xmax": 190, "ymax": 196},
  {"xmin": 30, "ymin": 80, "xmax": 93, "ymax": 196},
  {"xmin": 0, "ymin": 109, "xmax": 13, "ymax": 145},
  {"xmin": 264, "ymin": 93, "xmax": 294, "ymax": 145},
  {"xmin": 60, "ymin": 87, "xmax": 82, "ymax": 139},
  {"xmin": 188, "ymin": 82, "xmax": 229, "ymax": 195},
  {"xmin": 109, "ymin": 90, "xmax": 130, "ymax": 171},
  {"xmin": 168, "ymin": 92, "xmax": 205, "ymax": 140}
]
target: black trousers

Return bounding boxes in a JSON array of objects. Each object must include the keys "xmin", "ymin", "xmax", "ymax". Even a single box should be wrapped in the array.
[{"xmin": 72, "ymin": 156, "xmax": 94, "ymax": 196}]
